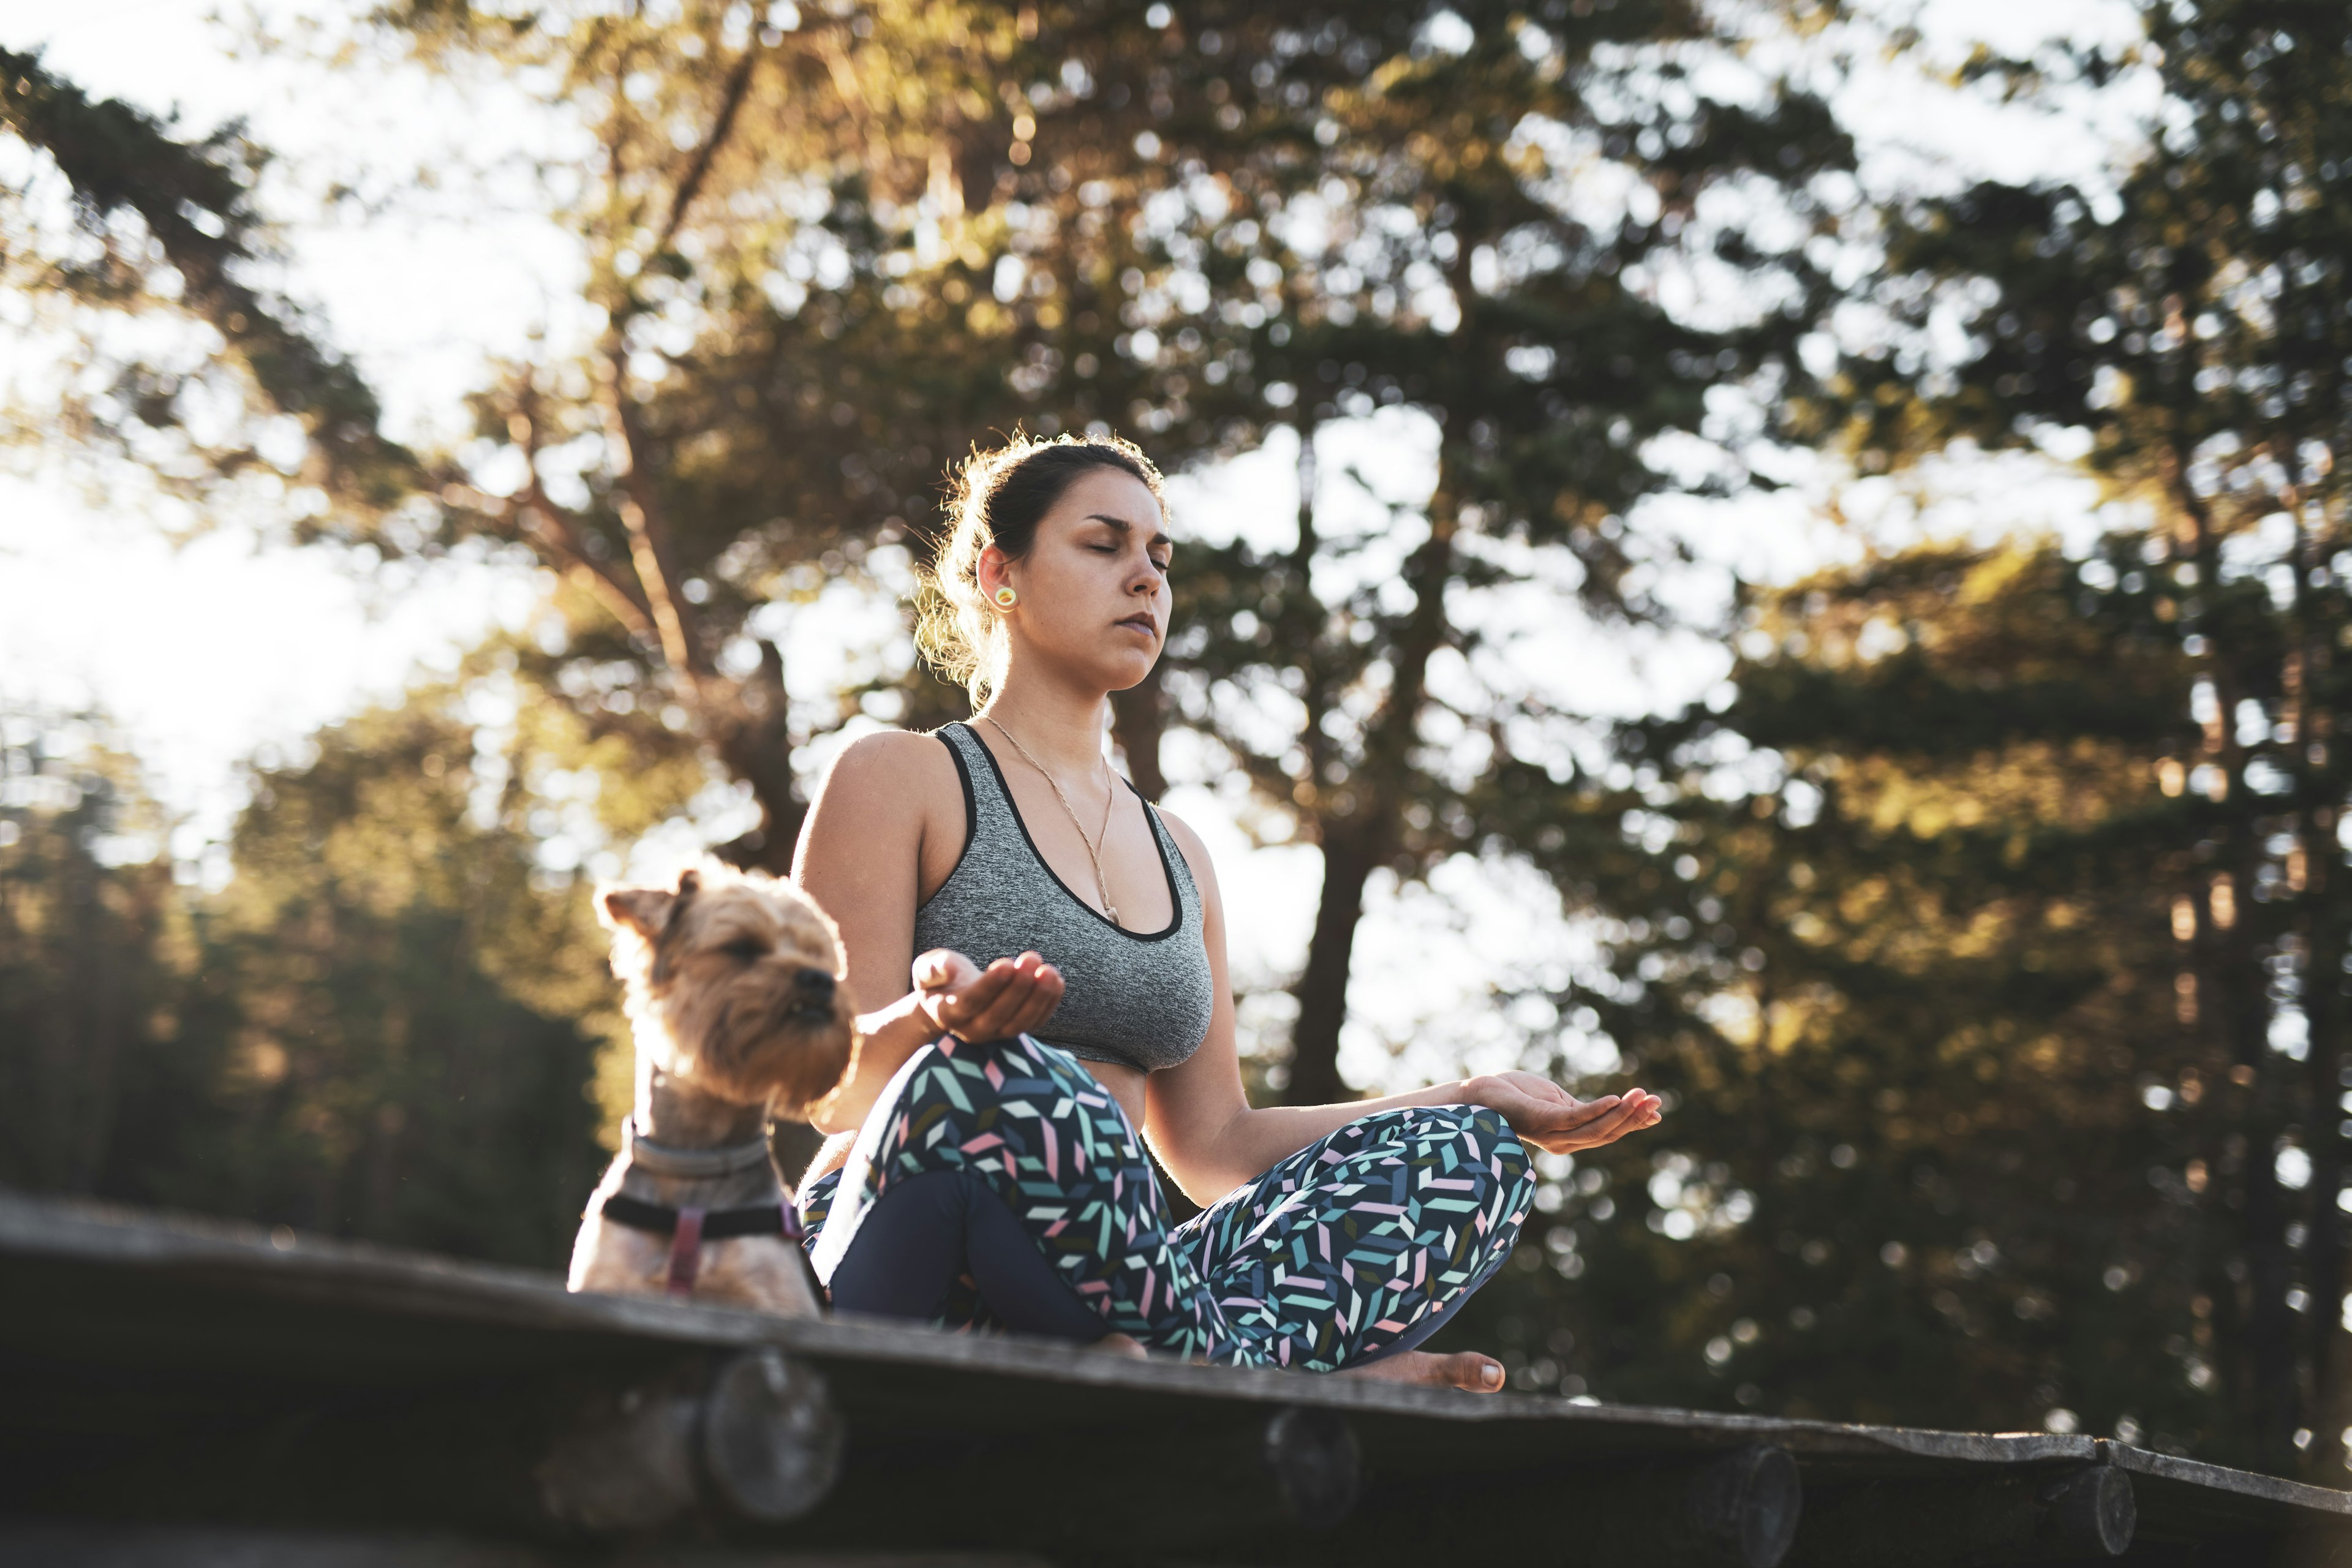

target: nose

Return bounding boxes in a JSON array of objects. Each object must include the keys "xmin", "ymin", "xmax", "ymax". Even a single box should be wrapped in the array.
[{"xmin": 795, "ymin": 968, "xmax": 836, "ymax": 1002}]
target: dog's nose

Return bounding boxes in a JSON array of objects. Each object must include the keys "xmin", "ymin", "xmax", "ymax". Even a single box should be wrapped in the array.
[{"xmin": 795, "ymin": 968, "xmax": 836, "ymax": 1001}]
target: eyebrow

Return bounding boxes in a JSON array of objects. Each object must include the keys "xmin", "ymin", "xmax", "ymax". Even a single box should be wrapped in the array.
[{"xmin": 1087, "ymin": 513, "xmax": 1173, "ymax": 551}]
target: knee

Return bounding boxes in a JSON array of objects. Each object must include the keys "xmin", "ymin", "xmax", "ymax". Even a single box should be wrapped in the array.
[
  {"xmin": 1423, "ymin": 1101, "xmax": 1521, "ymax": 1156},
  {"xmin": 1425, "ymin": 1104, "xmax": 1534, "ymax": 1204},
  {"xmin": 881, "ymin": 1034, "xmax": 1113, "ymax": 1174},
  {"xmin": 936, "ymin": 1033, "xmax": 1082, "ymax": 1091}
]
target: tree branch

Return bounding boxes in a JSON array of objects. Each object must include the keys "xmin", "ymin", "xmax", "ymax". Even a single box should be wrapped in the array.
[
  {"xmin": 491, "ymin": 400, "xmax": 660, "ymax": 646},
  {"xmin": 597, "ymin": 350, "xmax": 706, "ymax": 680},
  {"xmin": 652, "ymin": 43, "xmax": 763, "ymax": 257}
]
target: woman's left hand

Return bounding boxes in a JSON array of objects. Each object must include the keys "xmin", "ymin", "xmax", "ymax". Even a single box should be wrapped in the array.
[{"xmin": 1460, "ymin": 1071, "xmax": 1662, "ymax": 1156}]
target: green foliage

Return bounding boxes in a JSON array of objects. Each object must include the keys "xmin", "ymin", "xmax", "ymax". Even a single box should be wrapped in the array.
[
  {"xmin": 0, "ymin": 48, "xmax": 413, "ymax": 516},
  {"xmin": 24, "ymin": 0, "xmax": 2352, "ymax": 1483},
  {"xmin": 0, "ymin": 722, "xmax": 193, "ymax": 1197},
  {"xmin": 0, "ymin": 695, "xmax": 622, "ymax": 1269},
  {"xmin": 1620, "ymin": 0, "xmax": 2352, "ymax": 1478},
  {"xmin": 1436, "ymin": 511, "xmax": 2352, "ymax": 1478},
  {"xmin": 1438, "ymin": 541, "xmax": 2190, "ymax": 1435}
]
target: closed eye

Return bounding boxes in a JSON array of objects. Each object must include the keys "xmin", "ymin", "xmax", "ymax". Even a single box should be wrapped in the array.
[{"xmin": 720, "ymin": 938, "xmax": 768, "ymax": 962}]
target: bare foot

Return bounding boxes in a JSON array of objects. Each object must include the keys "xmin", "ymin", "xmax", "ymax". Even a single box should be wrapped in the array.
[
  {"xmin": 1340, "ymin": 1349, "xmax": 1506, "ymax": 1393},
  {"xmin": 1090, "ymin": 1332, "xmax": 1149, "ymax": 1359}
]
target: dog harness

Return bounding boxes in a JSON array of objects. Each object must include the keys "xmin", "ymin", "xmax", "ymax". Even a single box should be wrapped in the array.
[
  {"xmin": 598, "ymin": 1121, "xmax": 803, "ymax": 1297},
  {"xmin": 911, "ymin": 722, "xmax": 1215, "ymax": 1074}
]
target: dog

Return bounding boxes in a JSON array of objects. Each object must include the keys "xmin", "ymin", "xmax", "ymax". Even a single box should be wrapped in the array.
[{"xmin": 567, "ymin": 862, "xmax": 857, "ymax": 1314}]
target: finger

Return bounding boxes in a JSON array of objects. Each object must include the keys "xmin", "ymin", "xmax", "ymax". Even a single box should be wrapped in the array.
[
  {"xmin": 1595, "ymin": 1104, "xmax": 1664, "ymax": 1144},
  {"xmin": 914, "ymin": 949, "xmax": 978, "ymax": 992},
  {"xmin": 933, "ymin": 963, "xmax": 1022, "ymax": 1035},
  {"xmin": 1562, "ymin": 1102, "xmax": 1647, "ymax": 1150},
  {"xmin": 949, "ymin": 961, "xmax": 1016, "ymax": 1007},
  {"xmin": 966, "ymin": 965, "xmax": 1061, "ymax": 1039},
  {"xmin": 1550, "ymin": 1097, "xmax": 1637, "ymax": 1139},
  {"xmin": 968, "ymin": 959, "xmax": 1041, "ymax": 1011},
  {"xmin": 1547, "ymin": 1095, "xmax": 1624, "ymax": 1133},
  {"xmin": 1009, "ymin": 967, "xmax": 1066, "ymax": 1033}
]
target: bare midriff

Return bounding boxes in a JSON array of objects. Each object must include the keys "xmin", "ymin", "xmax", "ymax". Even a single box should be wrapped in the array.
[{"xmin": 1075, "ymin": 1055, "xmax": 1149, "ymax": 1137}]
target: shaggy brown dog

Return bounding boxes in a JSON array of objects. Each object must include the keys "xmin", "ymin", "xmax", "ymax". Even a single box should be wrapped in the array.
[{"xmin": 566, "ymin": 862, "xmax": 857, "ymax": 1314}]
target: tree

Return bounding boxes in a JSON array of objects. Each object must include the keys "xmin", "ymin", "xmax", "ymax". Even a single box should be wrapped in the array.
[
  {"xmin": 342, "ymin": 0, "xmax": 1854, "ymax": 1077},
  {"xmin": 0, "ymin": 715, "xmax": 192, "ymax": 1198},
  {"xmin": 1436, "ymin": 526, "xmax": 2326, "ymax": 1471},
  {"xmin": 1147, "ymin": 1, "xmax": 1849, "ymax": 1102},
  {"xmin": 1793, "ymin": 0, "xmax": 2352, "ymax": 1476},
  {"xmin": 0, "ymin": 684, "xmax": 644, "ymax": 1268},
  {"xmin": 355, "ymin": 0, "xmax": 1211, "ymax": 868},
  {"xmin": 0, "ymin": 48, "xmax": 409, "ymax": 516}
]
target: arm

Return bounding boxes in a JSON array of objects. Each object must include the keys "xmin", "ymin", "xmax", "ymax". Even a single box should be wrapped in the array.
[
  {"xmin": 1142, "ymin": 813, "xmax": 1661, "ymax": 1206},
  {"xmin": 793, "ymin": 731, "xmax": 944, "ymax": 1136},
  {"xmin": 792, "ymin": 729, "xmax": 1064, "ymax": 1139}
]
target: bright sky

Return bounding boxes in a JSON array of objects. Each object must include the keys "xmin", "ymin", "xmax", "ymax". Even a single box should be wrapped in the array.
[{"xmin": 0, "ymin": 0, "xmax": 2144, "ymax": 1089}]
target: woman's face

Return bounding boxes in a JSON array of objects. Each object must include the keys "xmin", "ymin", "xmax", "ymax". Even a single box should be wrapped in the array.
[{"xmin": 982, "ymin": 467, "xmax": 1171, "ymax": 696}]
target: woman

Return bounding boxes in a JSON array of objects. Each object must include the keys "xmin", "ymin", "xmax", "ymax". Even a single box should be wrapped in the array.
[{"xmin": 793, "ymin": 432, "xmax": 1660, "ymax": 1390}]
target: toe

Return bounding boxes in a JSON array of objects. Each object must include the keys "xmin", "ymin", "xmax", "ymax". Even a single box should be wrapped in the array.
[{"xmin": 1448, "ymin": 1352, "xmax": 1506, "ymax": 1392}]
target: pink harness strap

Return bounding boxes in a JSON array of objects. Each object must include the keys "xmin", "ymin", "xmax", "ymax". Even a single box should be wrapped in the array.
[{"xmin": 664, "ymin": 1206, "xmax": 707, "ymax": 1296}]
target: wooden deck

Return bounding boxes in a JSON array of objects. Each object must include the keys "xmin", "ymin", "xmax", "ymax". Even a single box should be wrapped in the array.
[{"xmin": 2, "ymin": 1190, "xmax": 2347, "ymax": 1566}]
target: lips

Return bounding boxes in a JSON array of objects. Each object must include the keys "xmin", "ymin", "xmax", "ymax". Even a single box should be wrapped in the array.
[{"xmin": 1117, "ymin": 614, "xmax": 1158, "ymax": 638}]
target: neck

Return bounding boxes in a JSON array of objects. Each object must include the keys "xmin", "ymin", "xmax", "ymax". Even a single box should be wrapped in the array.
[
  {"xmin": 982, "ymin": 677, "xmax": 1111, "ymax": 778},
  {"xmin": 634, "ymin": 1057, "xmax": 768, "ymax": 1150}
]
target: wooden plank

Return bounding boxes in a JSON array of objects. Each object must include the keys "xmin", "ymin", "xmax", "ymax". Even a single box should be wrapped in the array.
[
  {"xmin": 0, "ymin": 1194, "xmax": 2101, "ymax": 1466},
  {"xmin": 9, "ymin": 1189, "xmax": 2352, "ymax": 1562},
  {"xmin": 0, "ymin": 1520, "xmax": 1047, "ymax": 1568},
  {"xmin": 2103, "ymin": 1444, "xmax": 2352, "ymax": 1518}
]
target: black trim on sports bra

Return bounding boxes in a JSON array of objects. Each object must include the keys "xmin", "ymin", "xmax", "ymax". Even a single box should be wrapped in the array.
[
  {"xmin": 914, "ymin": 728, "xmax": 981, "ymax": 918},
  {"xmin": 962, "ymin": 723, "xmax": 1183, "ymax": 943}
]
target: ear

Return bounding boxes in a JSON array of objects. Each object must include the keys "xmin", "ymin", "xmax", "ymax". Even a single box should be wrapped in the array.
[
  {"xmin": 677, "ymin": 867, "xmax": 702, "ymax": 897},
  {"xmin": 976, "ymin": 545, "xmax": 1012, "ymax": 601},
  {"xmin": 600, "ymin": 887, "xmax": 676, "ymax": 938}
]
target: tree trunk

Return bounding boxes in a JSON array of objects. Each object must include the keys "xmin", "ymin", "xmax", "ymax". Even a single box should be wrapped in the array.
[
  {"xmin": 1278, "ymin": 483, "xmax": 1460, "ymax": 1109},
  {"xmin": 2174, "ymin": 456, "xmax": 2303, "ymax": 1470},
  {"xmin": 2301, "ymin": 837, "xmax": 2345, "ymax": 1479},
  {"xmin": 712, "ymin": 642, "xmax": 802, "ymax": 875},
  {"xmin": 1284, "ymin": 825, "xmax": 1378, "ymax": 1107}
]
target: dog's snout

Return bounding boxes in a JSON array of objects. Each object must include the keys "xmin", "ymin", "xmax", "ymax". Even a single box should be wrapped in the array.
[{"xmin": 795, "ymin": 968, "xmax": 836, "ymax": 1000}]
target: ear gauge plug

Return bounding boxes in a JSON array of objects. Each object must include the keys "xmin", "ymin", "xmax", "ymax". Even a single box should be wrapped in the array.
[{"xmin": 993, "ymin": 586, "xmax": 1018, "ymax": 608}]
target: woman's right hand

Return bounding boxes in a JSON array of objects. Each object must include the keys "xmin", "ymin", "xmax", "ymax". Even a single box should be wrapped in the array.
[{"xmin": 913, "ymin": 949, "xmax": 1065, "ymax": 1043}]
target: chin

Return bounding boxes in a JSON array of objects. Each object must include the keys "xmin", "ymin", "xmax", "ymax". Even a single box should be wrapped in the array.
[{"xmin": 1102, "ymin": 650, "xmax": 1161, "ymax": 692}]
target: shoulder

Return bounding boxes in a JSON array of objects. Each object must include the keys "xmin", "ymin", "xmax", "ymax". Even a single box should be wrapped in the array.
[
  {"xmin": 814, "ymin": 728, "xmax": 962, "ymax": 807},
  {"xmin": 1150, "ymin": 805, "xmax": 1220, "ymax": 895}
]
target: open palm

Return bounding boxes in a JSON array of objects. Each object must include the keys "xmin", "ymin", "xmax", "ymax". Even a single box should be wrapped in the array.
[{"xmin": 1462, "ymin": 1071, "xmax": 1663, "ymax": 1157}]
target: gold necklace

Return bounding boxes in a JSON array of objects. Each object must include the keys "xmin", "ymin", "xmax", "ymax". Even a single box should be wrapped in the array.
[{"xmin": 985, "ymin": 715, "xmax": 1121, "ymax": 924}]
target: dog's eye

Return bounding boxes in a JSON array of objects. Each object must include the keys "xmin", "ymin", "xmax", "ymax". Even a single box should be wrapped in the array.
[{"xmin": 720, "ymin": 939, "xmax": 768, "ymax": 962}]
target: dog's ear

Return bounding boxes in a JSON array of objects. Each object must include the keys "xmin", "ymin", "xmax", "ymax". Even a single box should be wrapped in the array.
[
  {"xmin": 676, "ymin": 867, "xmax": 701, "ymax": 898},
  {"xmin": 600, "ymin": 886, "xmax": 677, "ymax": 938}
]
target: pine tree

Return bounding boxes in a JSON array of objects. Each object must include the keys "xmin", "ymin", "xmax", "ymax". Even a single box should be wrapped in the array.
[
  {"xmin": 0, "ymin": 685, "xmax": 641, "ymax": 1269},
  {"xmin": 1442, "ymin": 535, "xmax": 2255, "ymax": 1458},
  {"xmin": 1778, "ymin": 0, "xmax": 2352, "ymax": 1475}
]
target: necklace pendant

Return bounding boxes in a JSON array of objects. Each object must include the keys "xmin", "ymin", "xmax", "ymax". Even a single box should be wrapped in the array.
[{"xmin": 1106, "ymin": 905, "xmax": 1119, "ymax": 922}]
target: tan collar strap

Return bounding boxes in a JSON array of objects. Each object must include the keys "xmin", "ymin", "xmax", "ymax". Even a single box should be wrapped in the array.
[{"xmin": 623, "ymin": 1117, "xmax": 774, "ymax": 1179}]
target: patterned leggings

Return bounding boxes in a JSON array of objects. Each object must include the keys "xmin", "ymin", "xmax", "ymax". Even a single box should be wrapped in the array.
[{"xmin": 797, "ymin": 1033, "xmax": 1535, "ymax": 1370}]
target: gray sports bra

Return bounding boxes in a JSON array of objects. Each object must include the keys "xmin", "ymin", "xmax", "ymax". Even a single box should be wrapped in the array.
[{"xmin": 911, "ymin": 723, "xmax": 1214, "ymax": 1074}]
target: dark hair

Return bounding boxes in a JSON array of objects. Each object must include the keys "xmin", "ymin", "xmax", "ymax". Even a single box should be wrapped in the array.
[{"xmin": 918, "ymin": 430, "xmax": 1170, "ymax": 703}]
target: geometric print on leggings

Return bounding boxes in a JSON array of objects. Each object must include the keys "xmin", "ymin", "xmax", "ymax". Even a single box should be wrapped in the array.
[{"xmin": 796, "ymin": 1033, "xmax": 1535, "ymax": 1371}]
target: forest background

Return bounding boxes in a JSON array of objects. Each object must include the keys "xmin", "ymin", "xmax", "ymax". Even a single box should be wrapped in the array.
[{"xmin": 7, "ymin": 0, "xmax": 2351, "ymax": 1484}]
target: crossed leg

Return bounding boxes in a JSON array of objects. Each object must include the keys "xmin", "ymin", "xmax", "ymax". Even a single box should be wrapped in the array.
[{"xmin": 797, "ymin": 1034, "xmax": 1536, "ymax": 1373}]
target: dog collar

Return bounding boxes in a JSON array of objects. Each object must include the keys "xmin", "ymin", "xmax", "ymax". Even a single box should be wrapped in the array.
[{"xmin": 623, "ymin": 1117, "xmax": 776, "ymax": 1179}]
